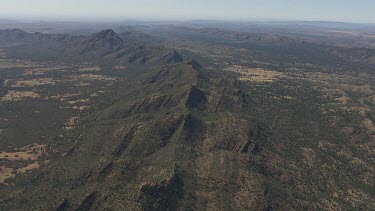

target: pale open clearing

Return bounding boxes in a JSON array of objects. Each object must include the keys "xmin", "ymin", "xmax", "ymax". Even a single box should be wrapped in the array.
[
  {"xmin": 67, "ymin": 99, "xmax": 90, "ymax": 105},
  {"xmin": 226, "ymin": 65, "xmax": 286, "ymax": 82},
  {"xmin": 23, "ymin": 65, "xmax": 69, "ymax": 75},
  {"xmin": 64, "ymin": 117, "xmax": 79, "ymax": 130},
  {"xmin": 1, "ymin": 91, "xmax": 40, "ymax": 101},
  {"xmin": 47, "ymin": 93, "xmax": 80, "ymax": 101},
  {"xmin": 90, "ymin": 91, "xmax": 105, "ymax": 97},
  {"xmin": 0, "ymin": 161, "xmax": 44, "ymax": 185},
  {"xmin": 2, "ymin": 79, "xmax": 11, "ymax": 86},
  {"xmin": 72, "ymin": 105, "xmax": 89, "ymax": 111},
  {"xmin": 0, "ymin": 59, "xmax": 42, "ymax": 69},
  {"xmin": 0, "ymin": 144, "xmax": 46, "ymax": 161},
  {"xmin": 10, "ymin": 78, "xmax": 56, "ymax": 87},
  {"xmin": 78, "ymin": 66, "xmax": 102, "ymax": 72},
  {"xmin": 273, "ymin": 96, "xmax": 295, "ymax": 100},
  {"xmin": 68, "ymin": 74, "xmax": 116, "ymax": 81},
  {"xmin": 75, "ymin": 81, "xmax": 91, "ymax": 86},
  {"xmin": 362, "ymin": 119, "xmax": 375, "ymax": 138},
  {"xmin": 113, "ymin": 65, "xmax": 126, "ymax": 70},
  {"xmin": 0, "ymin": 144, "xmax": 46, "ymax": 185},
  {"xmin": 0, "ymin": 166, "xmax": 14, "ymax": 185}
]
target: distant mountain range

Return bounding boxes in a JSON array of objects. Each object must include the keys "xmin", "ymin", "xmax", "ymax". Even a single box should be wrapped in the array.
[{"xmin": 0, "ymin": 28, "xmax": 185, "ymax": 65}]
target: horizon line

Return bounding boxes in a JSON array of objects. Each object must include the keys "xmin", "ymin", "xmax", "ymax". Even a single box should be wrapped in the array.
[{"xmin": 1, "ymin": 15, "xmax": 375, "ymax": 25}]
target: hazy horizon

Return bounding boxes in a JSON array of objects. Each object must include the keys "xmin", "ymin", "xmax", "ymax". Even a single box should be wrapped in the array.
[{"xmin": 0, "ymin": 0, "xmax": 375, "ymax": 24}]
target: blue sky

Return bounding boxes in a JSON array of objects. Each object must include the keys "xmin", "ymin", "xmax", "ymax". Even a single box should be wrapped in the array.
[{"xmin": 0, "ymin": 0, "xmax": 374, "ymax": 23}]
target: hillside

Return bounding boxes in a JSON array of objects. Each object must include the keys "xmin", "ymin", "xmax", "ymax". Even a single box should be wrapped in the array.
[{"xmin": 0, "ymin": 26, "xmax": 374, "ymax": 210}]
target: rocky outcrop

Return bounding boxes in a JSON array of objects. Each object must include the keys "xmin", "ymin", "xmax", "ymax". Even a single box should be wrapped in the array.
[
  {"xmin": 159, "ymin": 50, "xmax": 183, "ymax": 64},
  {"xmin": 198, "ymin": 115, "xmax": 267, "ymax": 154},
  {"xmin": 55, "ymin": 199, "xmax": 70, "ymax": 211},
  {"xmin": 112, "ymin": 126, "xmax": 138, "ymax": 157},
  {"xmin": 138, "ymin": 172, "xmax": 183, "ymax": 211},
  {"xmin": 186, "ymin": 86, "xmax": 207, "ymax": 110},
  {"xmin": 76, "ymin": 192, "xmax": 98, "ymax": 211}
]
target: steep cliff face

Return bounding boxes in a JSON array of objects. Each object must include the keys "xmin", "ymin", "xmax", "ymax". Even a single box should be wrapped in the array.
[{"xmin": 138, "ymin": 171, "xmax": 183, "ymax": 210}]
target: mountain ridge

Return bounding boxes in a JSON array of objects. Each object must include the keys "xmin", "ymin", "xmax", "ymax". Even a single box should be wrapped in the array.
[{"xmin": 1, "ymin": 26, "xmax": 375, "ymax": 210}]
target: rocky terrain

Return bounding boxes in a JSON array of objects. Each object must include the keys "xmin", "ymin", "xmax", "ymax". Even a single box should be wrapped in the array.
[{"xmin": 0, "ymin": 24, "xmax": 374, "ymax": 210}]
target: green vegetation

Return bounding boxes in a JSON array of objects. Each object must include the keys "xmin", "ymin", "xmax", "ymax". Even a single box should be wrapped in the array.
[{"xmin": 0, "ymin": 26, "xmax": 374, "ymax": 210}]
